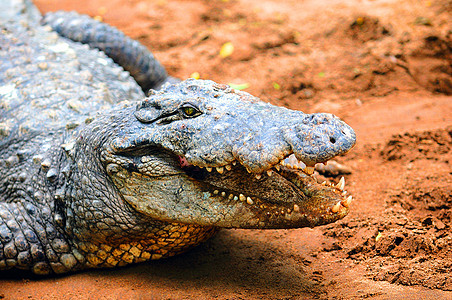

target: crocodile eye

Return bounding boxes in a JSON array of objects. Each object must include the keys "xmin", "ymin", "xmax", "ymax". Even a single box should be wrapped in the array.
[
  {"xmin": 180, "ymin": 104, "xmax": 201, "ymax": 118},
  {"xmin": 183, "ymin": 107, "xmax": 195, "ymax": 115}
]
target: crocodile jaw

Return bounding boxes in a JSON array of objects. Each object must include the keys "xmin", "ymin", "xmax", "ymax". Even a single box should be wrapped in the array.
[{"xmin": 107, "ymin": 152, "xmax": 351, "ymax": 229}]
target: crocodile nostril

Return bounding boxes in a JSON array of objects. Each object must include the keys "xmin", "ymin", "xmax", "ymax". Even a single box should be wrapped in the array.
[{"xmin": 330, "ymin": 137, "xmax": 336, "ymax": 144}]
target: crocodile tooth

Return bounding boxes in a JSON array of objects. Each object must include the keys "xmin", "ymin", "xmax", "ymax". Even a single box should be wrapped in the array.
[
  {"xmin": 255, "ymin": 174, "xmax": 262, "ymax": 180},
  {"xmin": 287, "ymin": 154, "xmax": 297, "ymax": 166},
  {"xmin": 303, "ymin": 166, "xmax": 315, "ymax": 175},
  {"xmin": 342, "ymin": 191, "xmax": 347, "ymax": 196},
  {"xmin": 228, "ymin": 194, "xmax": 234, "ymax": 200},
  {"xmin": 221, "ymin": 191, "xmax": 226, "ymax": 197},
  {"xmin": 233, "ymin": 196, "xmax": 238, "ymax": 201},
  {"xmin": 336, "ymin": 177, "xmax": 345, "ymax": 191},
  {"xmin": 267, "ymin": 170, "xmax": 273, "ymax": 177},
  {"xmin": 331, "ymin": 201, "xmax": 341, "ymax": 213},
  {"xmin": 284, "ymin": 154, "xmax": 310, "ymax": 170},
  {"xmin": 342, "ymin": 195, "xmax": 353, "ymax": 207},
  {"xmin": 274, "ymin": 165, "xmax": 280, "ymax": 171},
  {"xmin": 216, "ymin": 167, "xmax": 224, "ymax": 174},
  {"xmin": 246, "ymin": 197, "xmax": 253, "ymax": 205},
  {"xmin": 206, "ymin": 167, "xmax": 212, "ymax": 172},
  {"xmin": 321, "ymin": 181, "xmax": 327, "ymax": 185},
  {"xmin": 239, "ymin": 194, "xmax": 246, "ymax": 201},
  {"xmin": 293, "ymin": 204, "xmax": 300, "ymax": 212},
  {"xmin": 232, "ymin": 161, "xmax": 237, "ymax": 166},
  {"xmin": 213, "ymin": 190, "xmax": 219, "ymax": 195},
  {"xmin": 225, "ymin": 164, "xmax": 232, "ymax": 171}
]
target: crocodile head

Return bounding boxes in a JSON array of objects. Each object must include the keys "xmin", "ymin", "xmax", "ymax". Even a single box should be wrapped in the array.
[{"xmin": 94, "ymin": 79, "xmax": 356, "ymax": 229}]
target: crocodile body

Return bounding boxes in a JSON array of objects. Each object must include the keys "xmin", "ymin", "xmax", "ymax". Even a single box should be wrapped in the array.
[{"xmin": 0, "ymin": 1, "xmax": 356, "ymax": 275}]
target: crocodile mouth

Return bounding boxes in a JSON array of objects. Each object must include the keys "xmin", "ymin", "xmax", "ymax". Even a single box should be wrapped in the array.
[
  {"xmin": 178, "ymin": 153, "xmax": 352, "ymax": 228},
  {"xmin": 105, "ymin": 147, "xmax": 352, "ymax": 228}
]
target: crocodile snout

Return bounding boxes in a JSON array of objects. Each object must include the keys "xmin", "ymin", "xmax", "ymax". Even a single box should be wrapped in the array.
[{"xmin": 283, "ymin": 113, "xmax": 356, "ymax": 166}]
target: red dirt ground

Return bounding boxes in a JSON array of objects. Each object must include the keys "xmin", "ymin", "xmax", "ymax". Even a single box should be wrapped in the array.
[{"xmin": 2, "ymin": 0, "xmax": 451, "ymax": 299}]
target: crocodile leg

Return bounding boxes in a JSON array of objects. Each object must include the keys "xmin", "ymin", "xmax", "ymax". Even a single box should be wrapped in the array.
[
  {"xmin": 41, "ymin": 11, "xmax": 179, "ymax": 92},
  {"xmin": 0, "ymin": 200, "xmax": 84, "ymax": 275}
]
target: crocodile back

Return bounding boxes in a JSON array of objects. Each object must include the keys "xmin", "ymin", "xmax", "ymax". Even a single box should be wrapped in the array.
[{"xmin": 0, "ymin": 19, "xmax": 145, "ymax": 144}]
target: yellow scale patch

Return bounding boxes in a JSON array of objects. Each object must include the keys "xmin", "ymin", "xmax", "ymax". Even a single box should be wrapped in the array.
[{"xmin": 78, "ymin": 223, "xmax": 218, "ymax": 268}]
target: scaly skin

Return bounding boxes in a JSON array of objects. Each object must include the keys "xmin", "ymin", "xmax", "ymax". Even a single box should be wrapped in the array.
[
  {"xmin": 41, "ymin": 11, "xmax": 177, "ymax": 92},
  {"xmin": 0, "ymin": 1, "xmax": 356, "ymax": 274}
]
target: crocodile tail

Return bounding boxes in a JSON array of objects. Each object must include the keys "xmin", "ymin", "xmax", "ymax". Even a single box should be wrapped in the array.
[{"xmin": 41, "ymin": 11, "xmax": 170, "ymax": 92}]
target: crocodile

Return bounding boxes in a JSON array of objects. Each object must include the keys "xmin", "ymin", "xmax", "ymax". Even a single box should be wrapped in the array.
[{"xmin": 0, "ymin": 0, "xmax": 356, "ymax": 275}]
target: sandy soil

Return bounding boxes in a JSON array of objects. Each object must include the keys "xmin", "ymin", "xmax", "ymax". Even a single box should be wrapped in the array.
[{"xmin": 1, "ymin": 0, "xmax": 451, "ymax": 299}]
